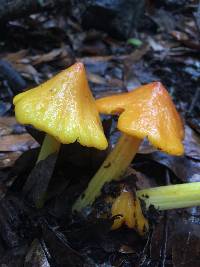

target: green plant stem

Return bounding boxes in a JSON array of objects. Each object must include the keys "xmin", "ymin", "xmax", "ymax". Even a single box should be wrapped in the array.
[
  {"xmin": 137, "ymin": 183, "xmax": 200, "ymax": 210},
  {"xmin": 37, "ymin": 134, "xmax": 61, "ymax": 163},
  {"xmin": 73, "ymin": 134, "xmax": 141, "ymax": 212}
]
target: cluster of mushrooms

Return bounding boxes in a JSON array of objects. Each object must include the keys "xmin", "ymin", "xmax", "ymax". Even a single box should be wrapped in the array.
[{"xmin": 13, "ymin": 62, "xmax": 200, "ymax": 236}]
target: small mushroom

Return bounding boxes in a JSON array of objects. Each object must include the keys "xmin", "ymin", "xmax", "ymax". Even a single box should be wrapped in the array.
[
  {"xmin": 73, "ymin": 82, "xmax": 184, "ymax": 211},
  {"xmin": 112, "ymin": 181, "xmax": 200, "ymax": 235},
  {"xmin": 111, "ymin": 188, "xmax": 148, "ymax": 235},
  {"xmin": 13, "ymin": 62, "xmax": 108, "ymax": 162}
]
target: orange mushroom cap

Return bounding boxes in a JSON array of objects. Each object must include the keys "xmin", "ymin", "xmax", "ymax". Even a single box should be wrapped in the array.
[
  {"xmin": 96, "ymin": 82, "xmax": 184, "ymax": 155},
  {"xmin": 13, "ymin": 62, "xmax": 108, "ymax": 150}
]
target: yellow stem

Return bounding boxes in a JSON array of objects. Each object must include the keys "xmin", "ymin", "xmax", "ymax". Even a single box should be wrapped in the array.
[
  {"xmin": 137, "ymin": 182, "xmax": 200, "ymax": 210},
  {"xmin": 73, "ymin": 133, "xmax": 141, "ymax": 212},
  {"xmin": 37, "ymin": 134, "xmax": 61, "ymax": 163}
]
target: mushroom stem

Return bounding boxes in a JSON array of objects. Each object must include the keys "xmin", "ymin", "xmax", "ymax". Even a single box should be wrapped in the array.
[
  {"xmin": 137, "ymin": 182, "xmax": 200, "ymax": 210},
  {"xmin": 73, "ymin": 133, "xmax": 141, "ymax": 212},
  {"xmin": 37, "ymin": 134, "xmax": 61, "ymax": 163}
]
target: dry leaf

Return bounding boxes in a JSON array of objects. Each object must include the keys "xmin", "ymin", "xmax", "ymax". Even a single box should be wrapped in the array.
[
  {"xmin": 0, "ymin": 152, "xmax": 22, "ymax": 169},
  {"xmin": 0, "ymin": 117, "xmax": 17, "ymax": 126},
  {"xmin": 31, "ymin": 49, "xmax": 62, "ymax": 65},
  {"xmin": 4, "ymin": 50, "xmax": 29, "ymax": 63},
  {"xmin": 0, "ymin": 134, "xmax": 38, "ymax": 152},
  {"xmin": 87, "ymin": 73, "xmax": 107, "ymax": 85}
]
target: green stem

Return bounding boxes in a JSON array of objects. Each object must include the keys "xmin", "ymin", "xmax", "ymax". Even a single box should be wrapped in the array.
[
  {"xmin": 73, "ymin": 133, "xmax": 141, "ymax": 212},
  {"xmin": 37, "ymin": 134, "xmax": 61, "ymax": 163},
  {"xmin": 137, "ymin": 182, "xmax": 200, "ymax": 210}
]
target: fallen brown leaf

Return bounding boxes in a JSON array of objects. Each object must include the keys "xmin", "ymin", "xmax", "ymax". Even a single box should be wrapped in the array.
[
  {"xmin": 87, "ymin": 73, "xmax": 107, "ymax": 85},
  {"xmin": 0, "ymin": 152, "xmax": 22, "ymax": 169},
  {"xmin": 0, "ymin": 134, "xmax": 38, "ymax": 152},
  {"xmin": 3, "ymin": 50, "xmax": 29, "ymax": 63},
  {"xmin": 31, "ymin": 49, "xmax": 63, "ymax": 65},
  {"xmin": 0, "ymin": 117, "xmax": 17, "ymax": 127}
]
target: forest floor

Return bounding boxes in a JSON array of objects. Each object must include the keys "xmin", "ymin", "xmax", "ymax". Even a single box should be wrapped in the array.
[{"xmin": 0, "ymin": 1, "xmax": 200, "ymax": 266}]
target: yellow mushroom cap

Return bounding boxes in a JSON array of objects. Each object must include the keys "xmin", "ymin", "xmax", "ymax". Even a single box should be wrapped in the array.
[
  {"xmin": 96, "ymin": 82, "xmax": 184, "ymax": 155},
  {"xmin": 13, "ymin": 62, "xmax": 108, "ymax": 150}
]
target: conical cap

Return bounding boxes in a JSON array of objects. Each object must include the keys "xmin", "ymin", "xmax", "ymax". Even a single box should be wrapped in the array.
[
  {"xmin": 14, "ymin": 63, "xmax": 108, "ymax": 150},
  {"xmin": 96, "ymin": 82, "xmax": 184, "ymax": 155}
]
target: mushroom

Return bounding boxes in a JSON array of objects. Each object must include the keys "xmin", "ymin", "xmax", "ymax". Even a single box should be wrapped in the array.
[
  {"xmin": 13, "ymin": 62, "xmax": 108, "ymax": 162},
  {"xmin": 73, "ymin": 82, "xmax": 184, "ymax": 211},
  {"xmin": 111, "ymin": 188, "xmax": 148, "ymax": 235},
  {"xmin": 111, "ymin": 181, "xmax": 200, "ymax": 235}
]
